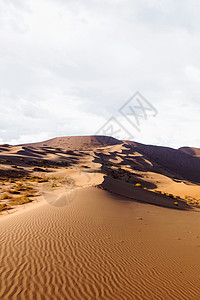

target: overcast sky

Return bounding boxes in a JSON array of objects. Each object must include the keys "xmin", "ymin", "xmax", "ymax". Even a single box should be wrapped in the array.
[{"xmin": 0, "ymin": 0, "xmax": 200, "ymax": 148}]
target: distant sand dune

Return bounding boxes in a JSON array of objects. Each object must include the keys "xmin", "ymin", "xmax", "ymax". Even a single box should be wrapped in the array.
[
  {"xmin": 179, "ymin": 146, "xmax": 200, "ymax": 157},
  {"xmin": 21, "ymin": 135, "xmax": 122, "ymax": 150}
]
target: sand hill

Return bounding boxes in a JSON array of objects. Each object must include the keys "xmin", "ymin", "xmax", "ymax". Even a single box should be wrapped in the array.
[
  {"xmin": 21, "ymin": 135, "xmax": 122, "ymax": 150},
  {"xmin": 179, "ymin": 146, "xmax": 200, "ymax": 157},
  {"xmin": 1, "ymin": 135, "xmax": 200, "ymax": 299}
]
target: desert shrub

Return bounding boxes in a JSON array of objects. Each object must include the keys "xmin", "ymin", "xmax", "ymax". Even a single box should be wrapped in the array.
[
  {"xmin": 10, "ymin": 187, "xmax": 21, "ymax": 194},
  {"xmin": 13, "ymin": 183, "xmax": 26, "ymax": 191},
  {"xmin": 135, "ymin": 183, "xmax": 142, "ymax": 187},
  {"xmin": 0, "ymin": 193, "xmax": 12, "ymax": 200},
  {"xmin": 156, "ymin": 190, "xmax": 162, "ymax": 194},
  {"xmin": 5, "ymin": 159, "xmax": 12, "ymax": 163},
  {"xmin": 28, "ymin": 176, "xmax": 48, "ymax": 183},
  {"xmin": 10, "ymin": 196, "xmax": 31, "ymax": 205},
  {"xmin": 51, "ymin": 183, "xmax": 57, "ymax": 188},
  {"xmin": 81, "ymin": 165, "xmax": 89, "ymax": 168},
  {"xmin": 168, "ymin": 193, "xmax": 174, "ymax": 199},
  {"xmin": 0, "ymin": 203, "xmax": 8, "ymax": 212},
  {"xmin": 8, "ymin": 178, "xmax": 14, "ymax": 183},
  {"xmin": 23, "ymin": 190, "xmax": 35, "ymax": 197},
  {"xmin": 38, "ymin": 178, "xmax": 48, "ymax": 183}
]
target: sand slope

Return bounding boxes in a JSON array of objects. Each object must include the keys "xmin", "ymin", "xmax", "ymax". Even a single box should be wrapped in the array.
[
  {"xmin": 20, "ymin": 135, "xmax": 122, "ymax": 150},
  {"xmin": 179, "ymin": 146, "xmax": 200, "ymax": 157},
  {"xmin": 1, "ymin": 188, "xmax": 200, "ymax": 299},
  {"xmin": 1, "ymin": 136, "xmax": 200, "ymax": 299},
  {"xmin": 127, "ymin": 140, "xmax": 200, "ymax": 184}
]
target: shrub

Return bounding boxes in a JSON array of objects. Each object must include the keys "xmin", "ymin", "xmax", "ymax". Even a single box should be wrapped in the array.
[
  {"xmin": 135, "ymin": 183, "xmax": 142, "ymax": 187},
  {"xmin": 10, "ymin": 189, "xmax": 20, "ymax": 194},
  {"xmin": 168, "ymin": 193, "xmax": 174, "ymax": 199},
  {"xmin": 156, "ymin": 190, "xmax": 162, "ymax": 194},
  {"xmin": 10, "ymin": 196, "xmax": 31, "ymax": 205},
  {"xmin": 0, "ymin": 193, "xmax": 12, "ymax": 200},
  {"xmin": 28, "ymin": 176, "xmax": 48, "ymax": 183},
  {"xmin": 0, "ymin": 203, "xmax": 8, "ymax": 212},
  {"xmin": 38, "ymin": 178, "xmax": 48, "ymax": 183}
]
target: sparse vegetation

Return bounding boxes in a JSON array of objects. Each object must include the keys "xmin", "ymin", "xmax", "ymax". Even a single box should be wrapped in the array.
[
  {"xmin": 0, "ymin": 203, "xmax": 9, "ymax": 212},
  {"xmin": 185, "ymin": 195, "xmax": 200, "ymax": 206},
  {"xmin": 10, "ymin": 196, "xmax": 31, "ymax": 205},
  {"xmin": 28, "ymin": 176, "xmax": 49, "ymax": 183},
  {"xmin": 135, "ymin": 183, "xmax": 142, "ymax": 187},
  {"xmin": 0, "ymin": 193, "xmax": 12, "ymax": 200},
  {"xmin": 152, "ymin": 190, "xmax": 200, "ymax": 207}
]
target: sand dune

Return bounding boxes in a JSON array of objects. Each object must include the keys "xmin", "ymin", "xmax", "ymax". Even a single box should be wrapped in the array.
[
  {"xmin": 21, "ymin": 135, "xmax": 122, "ymax": 150},
  {"xmin": 1, "ymin": 188, "xmax": 200, "ymax": 299},
  {"xmin": 127, "ymin": 140, "xmax": 200, "ymax": 184},
  {"xmin": 101, "ymin": 176, "xmax": 191, "ymax": 210},
  {"xmin": 1, "ymin": 135, "xmax": 200, "ymax": 299},
  {"xmin": 179, "ymin": 146, "xmax": 200, "ymax": 157}
]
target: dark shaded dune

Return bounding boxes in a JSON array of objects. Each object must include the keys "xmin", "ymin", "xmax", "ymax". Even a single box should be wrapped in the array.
[
  {"xmin": 0, "ymin": 145, "xmax": 10, "ymax": 152},
  {"xmin": 21, "ymin": 135, "xmax": 122, "ymax": 150},
  {"xmin": 101, "ymin": 176, "xmax": 191, "ymax": 210},
  {"xmin": 179, "ymin": 146, "xmax": 200, "ymax": 157},
  {"xmin": 0, "ymin": 168, "xmax": 29, "ymax": 179},
  {"xmin": 94, "ymin": 144, "xmax": 165, "ymax": 174},
  {"xmin": 126, "ymin": 141, "xmax": 200, "ymax": 184}
]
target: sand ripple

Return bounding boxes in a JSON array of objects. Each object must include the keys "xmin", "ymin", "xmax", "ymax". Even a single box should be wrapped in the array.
[{"xmin": 1, "ymin": 188, "xmax": 200, "ymax": 299}]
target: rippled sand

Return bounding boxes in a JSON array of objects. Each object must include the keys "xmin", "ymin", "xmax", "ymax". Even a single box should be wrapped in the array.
[{"xmin": 1, "ymin": 187, "xmax": 200, "ymax": 299}]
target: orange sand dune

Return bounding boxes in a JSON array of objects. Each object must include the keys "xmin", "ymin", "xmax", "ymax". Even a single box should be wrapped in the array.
[
  {"xmin": 21, "ymin": 135, "xmax": 122, "ymax": 150},
  {"xmin": 1, "ymin": 135, "xmax": 200, "ymax": 299},
  {"xmin": 1, "ymin": 187, "xmax": 200, "ymax": 299}
]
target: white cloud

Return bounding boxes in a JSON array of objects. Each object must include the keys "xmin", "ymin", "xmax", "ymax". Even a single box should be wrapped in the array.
[
  {"xmin": 0, "ymin": 0, "xmax": 200, "ymax": 148},
  {"xmin": 185, "ymin": 65, "xmax": 200, "ymax": 82}
]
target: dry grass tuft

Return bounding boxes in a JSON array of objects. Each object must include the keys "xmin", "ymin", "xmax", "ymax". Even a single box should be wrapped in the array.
[
  {"xmin": 10, "ymin": 196, "xmax": 32, "ymax": 205},
  {"xmin": 0, "ymin": 193, "xmax": 12, "ymax": 200},
  {"xmin": 135, "ymin": 183, "xmax": 142, "ymax": 187},
  {"xmin": 0, "ymin": 203, "xmax": 9, "ymax": 212}
]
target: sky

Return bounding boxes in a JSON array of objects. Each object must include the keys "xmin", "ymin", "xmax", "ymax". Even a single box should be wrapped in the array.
[{"xmin": 0, "ymin": 0, "xmax": 200, "ymax": 148}]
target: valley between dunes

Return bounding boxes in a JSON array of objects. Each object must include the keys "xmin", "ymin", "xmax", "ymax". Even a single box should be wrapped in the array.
[{"xmin": 1, "ymin": 136, "xmax": 200, "ymax": 299}]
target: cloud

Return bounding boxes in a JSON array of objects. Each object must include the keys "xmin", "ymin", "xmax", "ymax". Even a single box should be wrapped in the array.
[{"xmin": 0, "ymin": 0, "xmax": 200, "ymax": 148}]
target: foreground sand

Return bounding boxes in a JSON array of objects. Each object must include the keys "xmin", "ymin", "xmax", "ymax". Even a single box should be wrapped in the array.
[{"xmin": 1, "ymin": 187, "xmax": 200, "ymax": 299}]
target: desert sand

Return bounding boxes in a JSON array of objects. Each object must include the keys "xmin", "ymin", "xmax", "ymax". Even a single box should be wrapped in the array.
[{"xmin": 1, "ymin": 135, "xmax": 200, "ymax": 299}]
